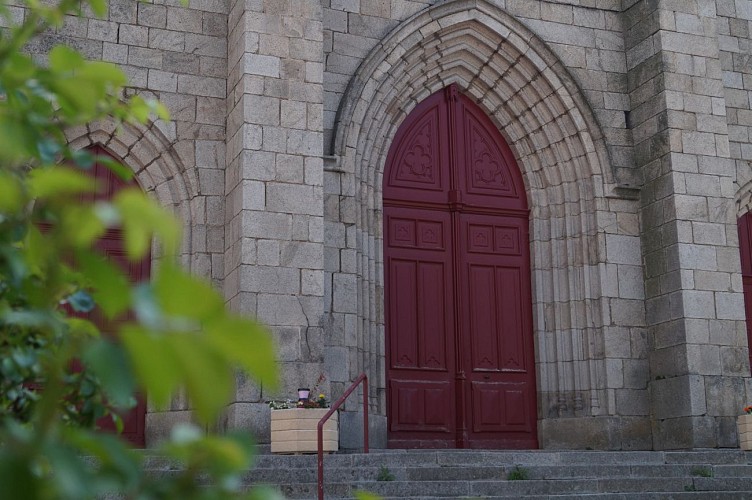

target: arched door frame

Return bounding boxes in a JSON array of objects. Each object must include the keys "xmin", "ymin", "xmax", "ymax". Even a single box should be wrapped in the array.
[
  {"xmin": 66, "ymin": 120, "xmax": 199, "ymax": 446},
  {"xmin": 327, "ymin": 0, "xmax": 632, "ymax": 448}
]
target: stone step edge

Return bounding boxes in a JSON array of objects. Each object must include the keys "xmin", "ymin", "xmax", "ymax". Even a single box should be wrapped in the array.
[
  {"xmin": 353, "ymin": 495, "xmax": 752, "ymax": 499},
  {"xmin": 253, "ymin": 477, "xmax": 752, "ymax": 488}
]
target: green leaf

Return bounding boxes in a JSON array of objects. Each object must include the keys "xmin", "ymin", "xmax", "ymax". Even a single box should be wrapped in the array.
[
  {"xmin": 114, "ymin": 189, "xmax": 180, "ymax": 260},
  {"xmin": 154, "ymin": 264, "xmax": 224, "ymax": 321},
  {"xmin": 66, "ymin": 290, "xmax": 95, "ymax": 313},
  {"xmin": 60, "ymin": 205, "xmax": 106, "ymax": 248},
  {"xmin": 76, "ymin": 249, "xmax": 130, "ymax": 319},
  {"xmin": 48, "ymin": 45, "xmax": 84, "ymax": 73},
  {"xmin": 0, "ymin": 453, "xmax": 39, "ymax": 500},
  {"xmin": 193, "ymin": 435, "xmax": 250, "ymax": 472},
  {"xmin": 119, "ymin": 326, "xmax": 180, "ymax": 410},
  {"xmin": 37, "ymin": 138, "xmax": 61, "ymax": 164},
  {"xmin": 28, "ymin": 167, "xmax": 97, "ymax": 199},
  {"xmin": 353, "ymin": 491, "xmax": 383, "ymax": 500},
  {"xmin": 151, "ymin": 100, "xmax": 171, "ymax": 121},
  {"xmin": 82, "ymin": 339, "xmax": 135, "ymax": 409},
  {"xmin": 2, "ymin": 309, "xmax": 62, "ymax": 332},
  {"xmin": 1, "ymin": 53, "xmax": 35, "ymax": 87},
  {"xmin": 170, "ymin": 423, "xmax": 202, "ymax": 445},
  {"xmin": 44, "ymin": 443, "xmax": 92, "ymax": 499},
  {"xmin": 0, "ymin": 244, "xmax": 28, "ymax": 287},
  {"xmin": 248, "ymin": 486, "xmax": 286, "ymax": 500},
  {"xmin": 122, "ymin": 96, "xmax": 171, "ymax": 124},
  {"xmin": 0, "ymin": 171, "xmax": 23, "ymax": 213},
  {"xmin": 206, "ymin": 316, "xmax": 277, "ymax": 391},
  {"xmin": 0, "ymin": 117, "xmax": 36, "ymax": 163},
  {"xmin": 64, "ymin": 318, "xmax": 100, "ymax": 339},
  {"xmin": 131, "ymin": 284, "xmax": 163, "ymax": 329},
  {"xmin": 168, "ymin": 335, "xmax": 233, "ymax": 423},
  {"xmin": 50, "ymin": 79, "xmax": 99, "ymax": 118},
  {"xmin": 63, "ymin": 428, "xmax": 142, "ymax": 493},
  {"xmin": 23, "ymin": 227, "xmax": 49, "ymax": 276},
  {"xmin": 79, "ymin": 61, "xmax": 128, "ymax": 89},
  {"xmin": 70, "ymin": 148, "xmax": 95, "ymax": 169},
  {"xmin": 88, "ymin": 0, "xmax": 108, "ymax": 18}
]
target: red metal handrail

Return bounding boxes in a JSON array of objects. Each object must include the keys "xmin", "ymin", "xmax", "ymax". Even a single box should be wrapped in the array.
[{"xmin": 317, "ymin": 373, "xmax": 368, "ymax": 500}]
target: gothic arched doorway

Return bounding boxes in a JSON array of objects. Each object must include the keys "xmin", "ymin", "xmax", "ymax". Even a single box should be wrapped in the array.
[{"xmin": 383, "ymin": 85, "xmax": 538, "ymax": 449}]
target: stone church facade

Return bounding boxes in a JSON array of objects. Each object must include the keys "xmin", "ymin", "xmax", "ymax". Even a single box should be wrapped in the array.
[{"xmin": 25, "ymin": 0, "xmax": 752, "ymax": 449}]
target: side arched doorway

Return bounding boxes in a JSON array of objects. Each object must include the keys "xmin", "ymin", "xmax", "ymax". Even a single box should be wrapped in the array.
[
  {"xmin": 738, "ymin": 212, "xmax": 752, "ymax": 372},
  {"xmin": 384, "ymin": 85, "xmax": 538, "ymax": 449},
  {"xmin": 82, "ymin": 145, "xmax": 150, "ymax": 447}
]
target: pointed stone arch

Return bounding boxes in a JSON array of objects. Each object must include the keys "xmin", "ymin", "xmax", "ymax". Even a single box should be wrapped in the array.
[
  {"xmin": 328, "ymin": 0, "xmax": 637, "ymax": 447},
  {"xmin": 65, "ymin": 119, "xmax": 197, "ymax": 271}
]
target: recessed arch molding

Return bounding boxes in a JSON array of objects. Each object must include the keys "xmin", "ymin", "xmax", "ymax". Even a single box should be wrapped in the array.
[{"xmin": 326, "ymin": 0, "xmax": 648, "ymax": 449}]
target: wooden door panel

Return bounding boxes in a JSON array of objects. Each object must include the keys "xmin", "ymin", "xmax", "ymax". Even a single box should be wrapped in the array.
[
  {"xmin": 496, "ymin": 267, "xmax": 524, "ymax": 372},
  {"xmin": 467, "ymin": 265, "xmax": 500, "ymax": 371},
  {"xmin": 388, "ymin": 259, "xmax": 450, "ymax": 370},
  {"xmin": 389, "ymin": 259, "xmax": 419, "ymax": 368},
  {"xmin": 389, "ymin": 380, "xmax": 453, "ymax": 432},
  {"xmin": 384, "ymin": 90, "xmax": 451, "ymax": 205},
  {"xmin": 471, "ymin": 381, "xmax": 531, "ymax": 432},
  {"xmin": 465, "ymin": 265, "xmax": 526, "ymax": 373},
  {"xmin": 456, "ymin": 94, "xmax": 525, "ymax": 211},
  {"xmin": 466, "ymin": 223, "xmax": 522, "ymax": 256},
  {"xmin": 462, "ymin": 215, "xmax": 529, "ymax": 373},
  {"xmin": 388, "ymin": 217, "xmax": 447, "ymax": 251},
  {"xmin": 386, "ymin": 210, "xmax": 452, "ymax": 371}
]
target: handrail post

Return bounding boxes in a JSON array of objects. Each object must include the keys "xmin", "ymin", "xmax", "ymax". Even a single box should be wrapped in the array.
[{"xmin": 317, "ymin": 373, "xmax": 368, "ymax": 500}]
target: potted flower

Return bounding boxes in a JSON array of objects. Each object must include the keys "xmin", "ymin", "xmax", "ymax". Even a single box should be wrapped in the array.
[
  {"xmin": 268, "ymin": 375, "xmax": 337, "ymax": 454},
  {"xmin": 738, "ymin": 406, "xmax": 752, "ymax": 450}
]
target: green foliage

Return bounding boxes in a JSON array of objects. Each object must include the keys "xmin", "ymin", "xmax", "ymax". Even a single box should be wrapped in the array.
[
  {"xmin": 0, "ymin": 1, "xmax": 277, "ymax": 498},
  {"xmin": 376, "ymin": 465, "xmax": 395, "ymax": 482},
  {"xmin": 354, "ymin": 491, "xmax": 383, "ymax": 500},
  {"xmin": 506, "ymin": 465, "xmax": 530, "ymax": 481}
]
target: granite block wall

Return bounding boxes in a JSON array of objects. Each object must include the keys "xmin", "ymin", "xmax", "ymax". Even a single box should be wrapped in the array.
[{"xmin": 23, "ymin": 0, "xmax": 752, "ymax": 449}]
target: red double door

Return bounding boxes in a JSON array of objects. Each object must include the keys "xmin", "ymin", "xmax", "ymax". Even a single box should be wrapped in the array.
[{"xmin": 384, "ymin": 86, "xmax": 538, "ymax": 449}]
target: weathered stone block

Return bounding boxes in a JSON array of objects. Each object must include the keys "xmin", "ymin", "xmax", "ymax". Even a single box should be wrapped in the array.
[{"xmin": 650, "ymin": 375, "xmax": 707, "ymax": 419}]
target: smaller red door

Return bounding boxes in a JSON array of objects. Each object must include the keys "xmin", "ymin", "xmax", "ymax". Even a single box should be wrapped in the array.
[
  {"xmin": 738, "ymin": 213, "xmax": 752, "ymax": 372},
  {"xmin": 81, "ymin": 146, "xmax": 150, "ymax": 447}
]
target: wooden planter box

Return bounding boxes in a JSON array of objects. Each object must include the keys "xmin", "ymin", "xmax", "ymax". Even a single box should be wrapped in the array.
[
  {"xmin": 270, "ymin": 408, "xmax": 338, "ymax": 454},
  {"xmin": 739, "ymin": 414, "xmax": 752, "ymax": 451}
]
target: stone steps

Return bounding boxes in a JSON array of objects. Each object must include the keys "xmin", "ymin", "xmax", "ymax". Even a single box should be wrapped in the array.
[
  {"xmin": 374, "ymin": 496, "xmax": 752, "ymax": 500},
  {"xmin": 244, "ymin": 463, "xmax": 752, "ymax": 483},
  {"xmin": 268, "ymin": 477, "xmax": 752, "ymax": 499},
  {"xmin": 154, "ymin": 449, "xmax": 752, "ymax": 499}
]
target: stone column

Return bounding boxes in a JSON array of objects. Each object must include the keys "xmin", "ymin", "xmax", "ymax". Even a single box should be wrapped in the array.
[
  {"xmin": 223, "ymin": 0, "xmax": 325, "ymax": 440},
  {"xmin": 626, "ymin": 0, "xmax": 749, "ymax": 449}
]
